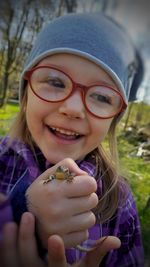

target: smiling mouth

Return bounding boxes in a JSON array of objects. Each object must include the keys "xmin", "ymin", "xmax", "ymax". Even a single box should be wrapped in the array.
[{"xmin": 48, "ymin": 126, "xmax": 83, "ymax": 140}]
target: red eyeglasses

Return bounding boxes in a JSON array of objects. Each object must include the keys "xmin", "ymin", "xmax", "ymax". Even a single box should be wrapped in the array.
[{"xmin": 24, "ymin": 65, "xmax": 126, "ymax": 119}]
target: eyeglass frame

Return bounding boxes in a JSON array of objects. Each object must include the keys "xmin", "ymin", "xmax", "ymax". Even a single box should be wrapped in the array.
[{"xmin": 24, "ymin": 65, "xmax": 126, "ymax": 119}]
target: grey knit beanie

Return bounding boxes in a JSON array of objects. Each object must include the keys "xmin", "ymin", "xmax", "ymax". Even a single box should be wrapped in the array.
[{"xmin": 20, "ymin": 12, "xmax": 143, "ymax": 106}]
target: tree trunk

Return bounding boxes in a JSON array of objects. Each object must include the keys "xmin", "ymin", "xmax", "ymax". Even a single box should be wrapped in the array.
[{"xmin": 123, "ymin": 103, "xmax": 133, "ymax": 131}]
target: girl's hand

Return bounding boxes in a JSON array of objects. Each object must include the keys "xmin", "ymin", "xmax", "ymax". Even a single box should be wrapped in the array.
[
  {"xmin": 26, "ymin": 158, "xmax": 98, "ymax": 248},
  {"xmin": 48, "ymin": 234, "xmax": 121, "ymax": 267},
  {"xmin": 0, "ymin": 212, "xmax": 121, "ymax": 267}
]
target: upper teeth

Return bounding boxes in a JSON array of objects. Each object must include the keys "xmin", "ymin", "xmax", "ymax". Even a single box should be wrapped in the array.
[{"xmin": 51, "ymin": 127, "xmax": 80, "ymax": 136}]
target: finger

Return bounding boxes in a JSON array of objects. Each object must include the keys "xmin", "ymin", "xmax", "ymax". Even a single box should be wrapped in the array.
[
  {"xmin": 65, "ymin": 193, "xmax": 98, "ymax": 215},
  {"xmin": 63, "ymin": 229, "xmax": 89, "ymax": 248},
  {"xmin": 41, "ymin": 158, "xmax": 87, "ymax": 181},
  {"xmin": 83, "ymin": 236, "xmax": 121, "ymax": 267},
  {"xmin": 49, "ymin": 209, "xmax": 95, "ymax": 239},
  {"xmin": 47, "ymin": 235, "xmax": 67, "ymax": 267},
  {"xmin": 19, "ymin": 212, "xmax": 44, "ymax": 267},
  {"xmin": 1, "ymin": 222, "xmax": 18, "ymax": 267},
  {"xmin": 64, "ymin": 175, "xmax": 97, "ymax": 198},
  {"xmin": 44, "ymin": 175, "xmax": 97, "ymax": 198},
  {"xmin": 59, "ymin": 211, "xmax": 96, "ymax": 234}
]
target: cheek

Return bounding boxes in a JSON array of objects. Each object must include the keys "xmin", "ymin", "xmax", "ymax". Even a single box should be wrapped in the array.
[
  {"xmin": 26, "ymin": 89, "xmax": 49, "ymax": 120},
  {"xmin": 26, "ymin": 95, "xmax": 46, "ymax": 133},
  {"xmin": 92, "ymin": 119, "xmax": 112, "ymax": 143}
]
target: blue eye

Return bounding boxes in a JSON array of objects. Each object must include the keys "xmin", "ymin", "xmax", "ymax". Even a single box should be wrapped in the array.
[
  {"xmin": 48, "ymin": 78, "xmax": 65, "ymax": 88},
  {"xmin": 91, "ymin": 93, "xmax": 112, "ymax": 105}
]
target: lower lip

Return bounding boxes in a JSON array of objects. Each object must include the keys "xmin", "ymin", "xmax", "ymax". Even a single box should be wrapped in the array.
[{"xmin": 46, "ymin": 127, "xmax": 83, "ymax": 145}]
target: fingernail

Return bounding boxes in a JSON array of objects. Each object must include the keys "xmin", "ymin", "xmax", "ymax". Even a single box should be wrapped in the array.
[{"xmin": 21, "ymin": 213, "xmax": 30, "ymax": 225}]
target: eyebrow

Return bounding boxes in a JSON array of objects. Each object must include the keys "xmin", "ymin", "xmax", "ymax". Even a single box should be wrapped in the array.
[
  {"xmin": 37, "ymin": 62, "xmax": 117, "ymax": 89},
  {"xmin": 93, "ymin": 80, "xmax": 117, "ymax": 88}
]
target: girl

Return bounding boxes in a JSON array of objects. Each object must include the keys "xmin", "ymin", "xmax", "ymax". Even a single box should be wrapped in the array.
[{"xmin": 0, "ymin": 13, "xmax": 144, "ymax": 266}]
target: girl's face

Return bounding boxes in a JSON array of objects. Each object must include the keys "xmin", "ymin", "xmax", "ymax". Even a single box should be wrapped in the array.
[{"xmin": 26, "ymin": 54, "xmax": 118, "ymax": 163}]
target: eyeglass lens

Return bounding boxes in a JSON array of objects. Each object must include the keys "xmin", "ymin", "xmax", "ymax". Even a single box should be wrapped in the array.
[{"xmin": 30, "ymin": 67, "xmax": 122, "ymax": 118}]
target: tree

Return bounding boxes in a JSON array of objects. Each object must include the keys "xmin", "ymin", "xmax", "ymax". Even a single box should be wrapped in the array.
[
  {"xmin": 60, "ymin": 0, "xmax": 77, "ymax": 14},
  {"xmin": 0, "ymin": 0, "xmax": 79, "ymax": 106},
  {"xmin": 0, "ymin": 0, "xmax": 35, "ymax": 106},
  {"xmin": 0, "ymin": 0, "xmax": 115, "ymax": 107}
]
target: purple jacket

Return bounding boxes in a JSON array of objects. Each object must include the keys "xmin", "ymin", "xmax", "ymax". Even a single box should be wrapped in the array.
[{"xmin": 0, "ymin": 136, "xmax": 144, "ymax": 266}]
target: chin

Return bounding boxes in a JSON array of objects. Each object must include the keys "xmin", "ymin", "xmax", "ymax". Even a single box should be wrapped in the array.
[
  {"xmin": 45, "ymin": 152, "xmax": 81, "ymax": 165},
  {"xmin": 44, "ymin": 153, "xmax": 68, "ymax": 164}
]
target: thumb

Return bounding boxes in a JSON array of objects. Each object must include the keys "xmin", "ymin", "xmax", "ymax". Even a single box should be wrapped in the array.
[{"xmin": 83, "ymin": 236, "xmax": 121, "ymax": 267}]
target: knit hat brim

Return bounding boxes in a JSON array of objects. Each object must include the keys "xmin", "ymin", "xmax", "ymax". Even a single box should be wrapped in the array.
[
  {"xmin": 20, "ymin": 47, "xmax": 127, "ymax": 104},
  {"xmin": 19, "ymin": 13, "xmax": 139, "ymax": 110}
]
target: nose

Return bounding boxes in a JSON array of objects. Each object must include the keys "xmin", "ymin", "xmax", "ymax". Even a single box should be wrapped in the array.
[{"xmin": 59, "ymin": 90, "xmax": 85, "ymax": 119}]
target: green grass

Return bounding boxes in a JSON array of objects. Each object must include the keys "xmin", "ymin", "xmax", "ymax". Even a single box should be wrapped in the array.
[
  {"xmin": 0, "ymin": 103, "xmax": 19, "ymax": 136},
  {"xmin": 118, "ymin": 136, "xmax": 150, "ymax": 199},
  {"xmin": 117, "ymin": 136, "xmax": 150, "ymax": 258},
  {"xmin": 0, "ymin": 102, "xmax": 150, "ymax": 261},
  {"xmin": 117, "ymin": 104, "xmax": 150, "ymax": 262}
]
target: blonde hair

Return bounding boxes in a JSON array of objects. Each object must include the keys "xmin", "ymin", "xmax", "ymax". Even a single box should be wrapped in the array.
[
  {"xmin": 9, "ymin": 91, "xmax": 127, "ymax": 223},
  {"xmin": 92, "ymin": 119, "xmax": 127, "ymax": 223},
  {"xmin": 9, "ymin": 90, "xmax": 33, "ymax": 149}
]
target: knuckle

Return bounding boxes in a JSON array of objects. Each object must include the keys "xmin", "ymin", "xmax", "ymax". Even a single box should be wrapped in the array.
[
  {"xmin": 91, "ymin": 192, "xmax": 99, "ymax": 207},
  {"xmin": 89, "ymin": 211, "xmax": 96, "ymax": 227},
  {"xmin": 83, "ymin": 176, "xmax": 97, "ymax": 193},
  {"xmin": 61, "ymin": 157, "xmax": 75, "ymax": 166},
  {"xmin": 89, "ymin": 177, "xmax": 97, "ymax": 192},
  {"xmin": 50, "ymin": 205, "xmax": 62, "ymax": 220},
  {"xmin": 74, "ymin": 230, "xmax": 89, "ymax": 245},
  {"xmin": 64, "ymin": 230, "xmax": 89, "ymax": 248},
  {"xmin": 47, "ymin": 183, "xmax": 62, "ymax": 198},
  {"xmin": 83, "ymin": 229, "xmax": 89, "ymax": 241}
]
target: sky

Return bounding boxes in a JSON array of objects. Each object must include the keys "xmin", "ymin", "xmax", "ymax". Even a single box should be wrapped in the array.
[
  {"xmin": 113, "ymin": 0, "xmax": 150, "ymax": 34},
  {"xmin": 111, "ymin": 0, "xmax": 150, "ymax": 103},
  {"xmin": 1, "ymin": 0, "xmax": 149, "ymax": 103},
  {"xmin": 80, "ymin": 0, "xmax": 150, "ymax": 103}
]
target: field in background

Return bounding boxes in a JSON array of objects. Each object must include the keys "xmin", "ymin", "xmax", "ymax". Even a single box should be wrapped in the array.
[{"xmin": 0, "ymin": 102, "xmax": 19, "ymax": 136}]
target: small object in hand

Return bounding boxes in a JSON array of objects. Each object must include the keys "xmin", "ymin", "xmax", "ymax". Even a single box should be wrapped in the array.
[
  {"xmin": 43, "ymin": 165, "xmax": 75, "ymax": 184},
  {"xmin": 43, "ymin": 174, "xmax": 55, "ymax": 184}
]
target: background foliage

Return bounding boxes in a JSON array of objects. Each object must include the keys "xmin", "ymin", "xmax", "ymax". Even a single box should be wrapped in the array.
[
  {"xmin": 0, "ymin": 0, "xmax": 150, "ymax": 265},
  {"xmin": 0, "ymin": 102, "xmax": 150, "ymax": 264}
]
